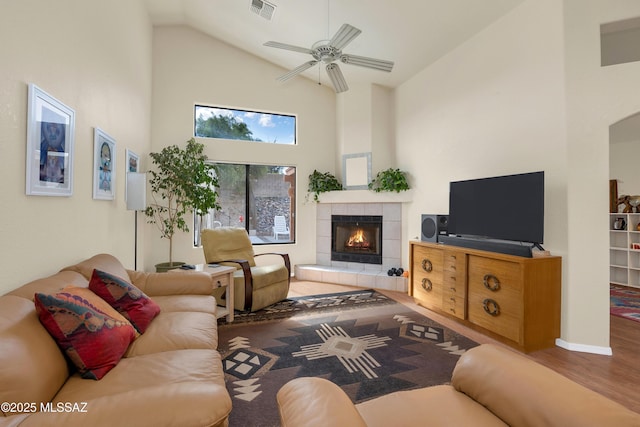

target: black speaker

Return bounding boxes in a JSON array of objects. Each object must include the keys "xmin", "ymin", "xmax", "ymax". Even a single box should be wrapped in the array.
[{"xmin": 421, "ymin": 214, "xmax": 448, "ymax": 242}]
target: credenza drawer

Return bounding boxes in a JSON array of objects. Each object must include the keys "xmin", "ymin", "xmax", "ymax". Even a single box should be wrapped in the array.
[
  {"xmin": 411, "ymin": 246, "xmax": 443, "ymax": 310},
  {"xmin": 467, "ymin": 256, "xmax": 522, "ymax": 342}
]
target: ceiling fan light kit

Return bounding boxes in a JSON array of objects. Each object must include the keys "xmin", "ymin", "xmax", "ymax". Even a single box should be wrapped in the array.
[{"xmin": 264, "ymin": 23, "xmax": 394, "ymax": 93}]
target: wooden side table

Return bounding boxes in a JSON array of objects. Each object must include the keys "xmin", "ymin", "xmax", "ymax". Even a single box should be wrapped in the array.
[{"xmin": 194, "ymin": 264, "xmax": 236, "ymax": 322}]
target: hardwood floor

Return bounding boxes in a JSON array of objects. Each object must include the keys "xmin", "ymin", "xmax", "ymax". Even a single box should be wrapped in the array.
[{"xmin": 288, "ymin": 279, "xmax": 640, "ymax": 414}]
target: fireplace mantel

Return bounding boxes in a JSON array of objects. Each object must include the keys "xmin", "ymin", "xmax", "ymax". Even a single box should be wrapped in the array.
[{"xmin": 316, "ymin": 189, "xmax": 413, "ymax": 204}]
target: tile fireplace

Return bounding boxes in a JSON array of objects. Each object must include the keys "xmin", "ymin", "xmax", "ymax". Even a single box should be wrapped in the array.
[{"xmin": 331, "ymin": 215, "xmax": 382, "ymax": 264}]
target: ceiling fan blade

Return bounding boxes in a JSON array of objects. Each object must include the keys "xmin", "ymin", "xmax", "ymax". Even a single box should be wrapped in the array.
[
  {"xmin": 264, "ymin": 41, "xmax": 313, "ymax": 55},
  {"xmin": 340, "ymin": 54, "xmax": 394, "ymax": 72},
  {"xmin": 329, "ymin": 24, "xmax": 362, "ymax": 50},
  {"xmin": 326, "ymin": 63, "xmax": 349, "ymax": 93},
  {"xmin": 277, "ymin": 60, "xmax": 318, "ymax": 82}
]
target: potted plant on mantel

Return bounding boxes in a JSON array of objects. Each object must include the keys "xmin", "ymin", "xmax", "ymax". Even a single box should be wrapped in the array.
[
  {"xmin": 307, "ymin": 169, "xmax": 343, "ymax": 202},
  {"xmin": 368, "ymin": 168, "xmax": 410, "ymax": 193},
  {"xmin": 145, "ymin": 138, "xmax": 220, "ymax": 272}
]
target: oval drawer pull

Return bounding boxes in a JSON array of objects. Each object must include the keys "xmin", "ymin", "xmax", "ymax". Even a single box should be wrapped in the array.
[
  {"xmin": 216, "ymin": 280, "xmax": 222, "ymax": 287},
  {"xmin": 421, "ymin": 278, "xmax": 432, "ymax": 291},
  {"xmin": 482, "ymin": 298, "xmax": 500, "ymax": 316},
  {"xmin": 483, "ymin": 274, "xmax": 501, "ymax": 291},
  {"xmin": 421, "ymin": 259, "xmax": 433, "ymax": 272}
]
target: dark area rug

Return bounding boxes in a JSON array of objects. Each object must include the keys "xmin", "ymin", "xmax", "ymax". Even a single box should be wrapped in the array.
[
  {"xmin": 218, "ymin": 288, "xmax": 397, "ymax": 325},
  {"xmin": 218, "ymin": 290, "xmax": 478, "ymax": 427},
  {"xmin": 611, "ymin": 284, "xmax": 640, "ymax": 323}
]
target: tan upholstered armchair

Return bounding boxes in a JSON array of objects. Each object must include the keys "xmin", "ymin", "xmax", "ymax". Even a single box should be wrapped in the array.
[{"xmin": 201, "ymin": 228, "xmax": 291, "ymax": 312}]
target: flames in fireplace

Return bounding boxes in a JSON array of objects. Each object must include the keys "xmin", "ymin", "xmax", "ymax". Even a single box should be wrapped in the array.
[
  {"xmin": 331, "ymin": 215, "xmax": 382, "ymax": 264},
  {"xmin": 346, "ymin": 228, "xmax": 371, "ymax": 250}
]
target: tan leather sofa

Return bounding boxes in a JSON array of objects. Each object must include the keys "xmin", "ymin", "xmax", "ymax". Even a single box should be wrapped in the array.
[
  {"xmin": 0, "ymin": 254, "xmax": 231, "ymax": 427},
  {"xmin": 277, "ymin": 344, "xmax": 640, "ymax": 427}
]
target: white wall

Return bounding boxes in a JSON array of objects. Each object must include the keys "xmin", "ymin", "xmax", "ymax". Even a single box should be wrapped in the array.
[
  {"xmin": 395, "ymin": 0, "xmax": 570, "ymax": 337},
  {"xmin": 397, "ymin": 0, "xmax": 566, "ymax": 247},
  {"xmin": 0, "ymin": 0, "xmax": 152, "ymax": 295},
  {"xmin": 396, "ymin": 0, "xmax": 640, "ymax": 352},
  {"xmin": 611, "ymin": 140, "xmax": 640, "ymax": 198},
  {"xmin": 563, "ymin": 0, "xmax": 640, "ymax": 351},
  {"xmin": 148, "ymin": 25, "xmax": 336, "ymax": 269}
]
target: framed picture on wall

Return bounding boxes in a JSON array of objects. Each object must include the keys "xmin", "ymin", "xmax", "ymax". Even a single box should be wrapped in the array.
[
  {"xmin": 125, "ymin": 149, "xmax": 140, "ymax": 202},
  {"xmin": 126, "ymin": 149, "xmax": 140, "ymax": 173},
  {"xmin": 93, "ymin": 128, "xmax": 116, "ymax": 200},
  {"xmin": 26, "ymin": 84, "xmax": 76, "ymax": 196}
]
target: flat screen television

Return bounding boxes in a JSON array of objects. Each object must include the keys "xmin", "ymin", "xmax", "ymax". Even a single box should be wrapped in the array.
[{"xmin": 447, "ymin": 171, "xmax": 544, "ymax": 246}]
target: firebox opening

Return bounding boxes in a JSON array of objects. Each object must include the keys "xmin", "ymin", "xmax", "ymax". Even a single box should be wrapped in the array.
[{"xmin": 331, "ymin": 215, "xmax": 382, "ymax": 264}]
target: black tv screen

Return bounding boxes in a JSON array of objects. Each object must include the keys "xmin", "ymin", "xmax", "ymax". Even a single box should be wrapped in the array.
[{"xmin": 448, "ymin": 171, "xmax": 544, "ymax": 244}]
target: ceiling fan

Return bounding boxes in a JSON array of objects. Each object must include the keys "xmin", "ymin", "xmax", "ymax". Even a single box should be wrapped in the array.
[{"xmin": 264, "ymin": 23, "xmax": 394, "ymax": 93}]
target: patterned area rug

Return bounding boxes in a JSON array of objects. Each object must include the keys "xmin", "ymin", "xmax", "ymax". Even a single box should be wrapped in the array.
[
  {"xmin": 218, "ymin": 288, "xmax": 397, "ymax": 325},
  {"xmin": 218, "ymin": 290, "xmax": 478, "ymax": 427},
  {"xmin": 611, "ymin": 284, "xmax": 640, "ymax": 323}
]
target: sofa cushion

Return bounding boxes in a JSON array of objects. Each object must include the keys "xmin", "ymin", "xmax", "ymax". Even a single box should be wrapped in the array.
[
  {"xmin": 34, "ymin": 287, "xmax": 136, "ymax": 380},
  {"xmin": 152, "ymin": 294, "xmax": 217, "ymax": 314},
  {"xmin": 125, "ymin": 311, "xmax": 218, "ymax": 357},
  {"xmin": 7, "ymin": 270, "xmax": 89, "ymax": 300},
  {"xmin": 89, "ymin": 269, "xmax": 160, "ymax": 333},
  {"xmin": 61, "ymin": 253, "xmax": 130, "ymax": 282},
  {"xmin": 0, "ymin": 296, "xmax": 69, "ymax": 411}
]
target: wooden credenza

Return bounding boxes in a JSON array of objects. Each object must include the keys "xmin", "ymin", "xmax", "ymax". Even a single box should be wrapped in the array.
[{"xmin": 409, "ymin": 241, "xmax": 561, "ymax": 352}]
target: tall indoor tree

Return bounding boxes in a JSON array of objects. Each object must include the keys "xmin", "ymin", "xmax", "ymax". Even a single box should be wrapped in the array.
[{"xmin": 145, "ymin": 138, "xmax": 219, "ymax": 270}]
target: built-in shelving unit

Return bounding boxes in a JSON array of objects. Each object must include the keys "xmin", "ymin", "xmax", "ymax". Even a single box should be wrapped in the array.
[{"xmin": 609, "ymin": 213, "xmax": 640, "ymax": 288}]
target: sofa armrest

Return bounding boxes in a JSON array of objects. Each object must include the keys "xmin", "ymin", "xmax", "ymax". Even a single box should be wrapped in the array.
[
  {"xmin": 127, "ymin": 270, "xmax": 216, "ymax": 296},
  {"xmin": 277, "ymin": 377, "xmax": 367, "ymax": 427},
  {"xmin": 6, "ymin": 383, "xmax": 231, "ymax": 427},
  {"xmin": 452, "ymin": 344, "xmax": 640, "ymax": 427}
]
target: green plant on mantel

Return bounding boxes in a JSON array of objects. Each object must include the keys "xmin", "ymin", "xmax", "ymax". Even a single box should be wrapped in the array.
[
  {"xmin": 368, "ymin": 168, "xmax": 410, "ymax": 193},
  {"xmin": 307, "ymin": 169, "xmax": 343, "ymax": 202}
]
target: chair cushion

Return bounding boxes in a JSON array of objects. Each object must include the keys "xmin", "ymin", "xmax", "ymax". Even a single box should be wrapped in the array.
[
  {"xmin": 250, "ymin": 264, "xmax": 290, "ymax": 290},
  {"xmin": 89, "ymin": 269, "xmax": 161, "ymax": 334},
  {"xmin": 201, "ymin": 228, "xmax": 256, "ymax": 267},
  {"xmin": 34, "ymin": 287, "xmax": 136, "ymax": 380}
]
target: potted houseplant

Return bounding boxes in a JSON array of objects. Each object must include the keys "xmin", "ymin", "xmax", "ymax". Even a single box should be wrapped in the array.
[
  {"xmin": 368, "ymin": 168, "xmax": 410, "ymax": 193},
  {"xmin": 307, "ymin": 169, "xmax": 343, "ymax": 202},
  {"xmin": 145, "ymin": 138, "xmax": 220, "ymax": 271}
]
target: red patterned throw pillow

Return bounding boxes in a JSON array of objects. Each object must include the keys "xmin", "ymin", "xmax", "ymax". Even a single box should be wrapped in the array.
[
  {"xmin": 34, "ymin": 287, "xmax": 137, "ymax": 380},
  {"xmin": 89, "ymin": 269, "xmax": 160, "ymax": 333}
]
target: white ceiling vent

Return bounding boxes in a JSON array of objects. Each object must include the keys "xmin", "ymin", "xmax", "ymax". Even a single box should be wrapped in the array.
[{"xmin": 250, "ymin": 0, "xmax": 276, "ymax": 21}]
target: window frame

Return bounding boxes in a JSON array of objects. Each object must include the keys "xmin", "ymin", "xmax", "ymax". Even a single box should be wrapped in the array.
[
  {"xmin": 194, "ymin": 104, "xmax": 298, "ymax": 145},
  {"xmin": 194, "ymin": 162, "xmax": 296, "ymax": 247}
]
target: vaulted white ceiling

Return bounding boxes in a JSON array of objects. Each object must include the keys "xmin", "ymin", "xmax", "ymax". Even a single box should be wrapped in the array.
[{"xmin": 144, "ymin": 0, "xmax": 525, "ymax": 90}]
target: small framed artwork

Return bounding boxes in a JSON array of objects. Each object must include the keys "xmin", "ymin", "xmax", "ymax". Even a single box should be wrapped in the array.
[
  {"xmin": 125, "ymin": 149, "xmax": 140, "ymax": 202},
  {"xmin": 125, "ymin": 149, "xmax": 140, "ymax": 173},
  {"xmin": 26, "ymin": 84, "xmax": 76, "ymax": 196},
  {"xmin": 342, "ymin": 152, "xmax": 372, "ymax": 190},
  {"xmin": 93, "ymin": 128, "xmax": 116, "ymax": 200}
]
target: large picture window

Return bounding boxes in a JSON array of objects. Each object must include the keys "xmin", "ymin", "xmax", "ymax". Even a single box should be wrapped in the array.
[
  {"xmin": 195, "ymin": 105, "xmax": 296, "ymax": 145},
  {"xmin": 194, "ymin": 163, "xmax": 296, "ymax": 246}
]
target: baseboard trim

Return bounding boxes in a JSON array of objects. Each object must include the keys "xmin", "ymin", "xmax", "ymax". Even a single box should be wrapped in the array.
[{"xmin": 555, "ymin": 339, "xmax": 613, "ymax": 356}]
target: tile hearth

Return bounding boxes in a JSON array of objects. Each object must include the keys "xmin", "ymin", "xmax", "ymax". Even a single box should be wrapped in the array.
[{"xmin": 295, "ymin": 201, "xmax": 407, "ymax": 292}]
